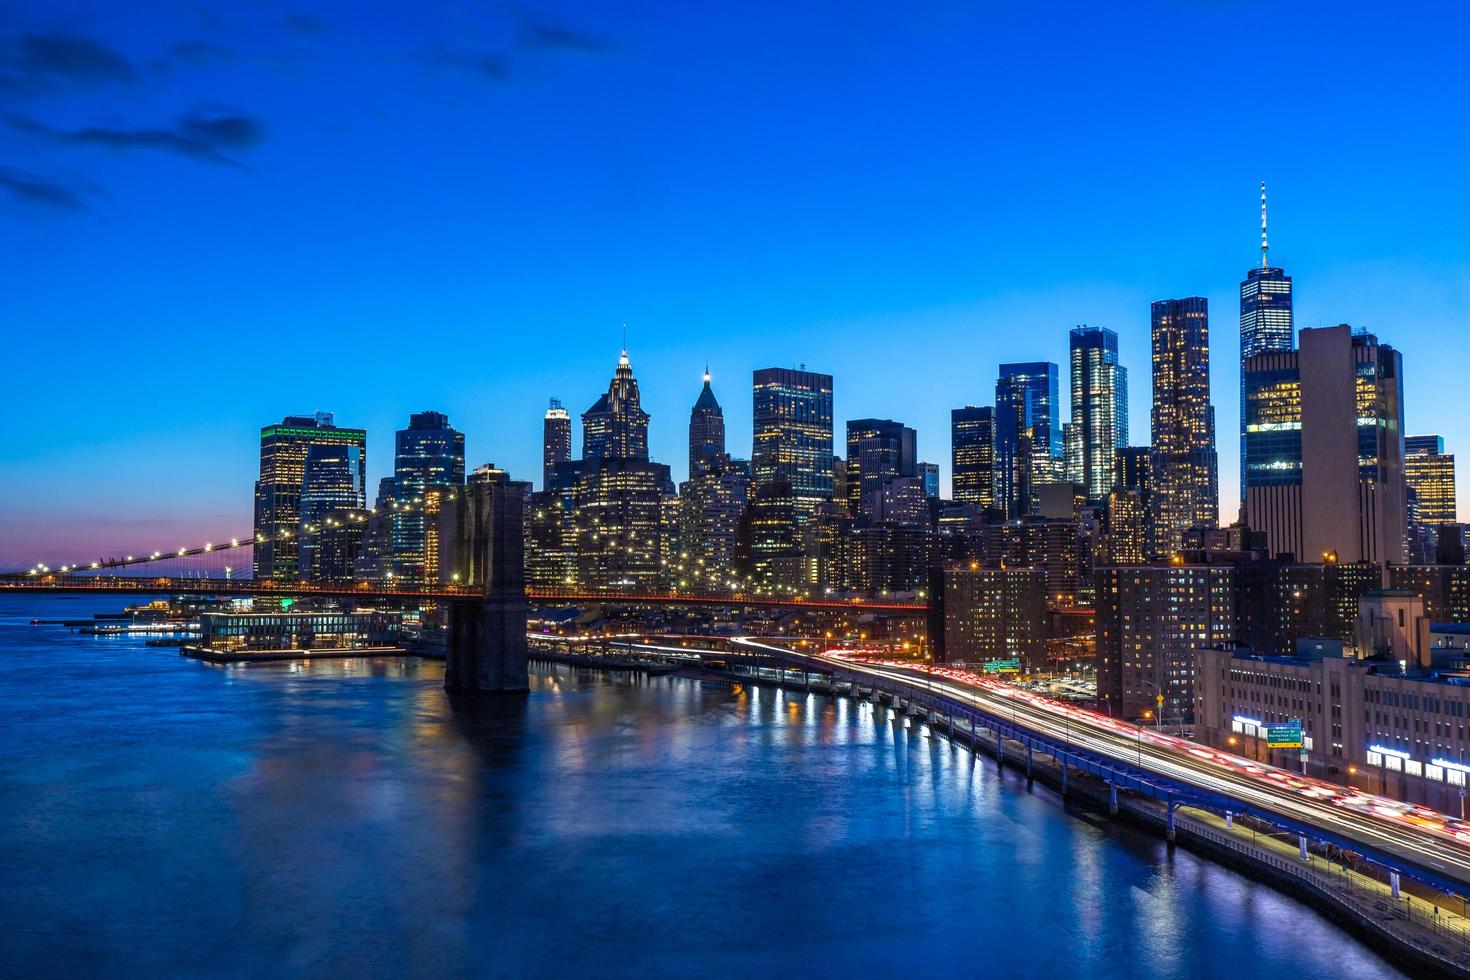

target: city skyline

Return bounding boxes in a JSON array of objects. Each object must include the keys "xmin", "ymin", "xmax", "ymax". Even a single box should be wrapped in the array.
[{"xmin": 7, "ymin": 2, "xmax": 1470, "ymax": 565}]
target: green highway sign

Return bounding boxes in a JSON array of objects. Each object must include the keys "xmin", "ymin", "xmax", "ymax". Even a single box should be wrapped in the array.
[
  {"xmin": 983, "ymin": 658, "xmax": 1021, "ymax": 674},
  {"xmin": 1266, "ymin": 723, "xmax": 1303, "ymax": 749}
]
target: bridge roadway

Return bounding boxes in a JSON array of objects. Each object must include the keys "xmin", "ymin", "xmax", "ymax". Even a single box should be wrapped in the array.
[
  {"xmin": 0, "ymin": 577, "xmax": 927, "ymax": 614},
  {"xmin": 714, "ymin": 637, "xmax": 1470, "ymax": 897}
]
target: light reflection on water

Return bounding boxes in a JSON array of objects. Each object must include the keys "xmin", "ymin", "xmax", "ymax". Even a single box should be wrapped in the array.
[{"xmin": 0, "ymin": 596, "xmax": 1403, "ymax": 978}]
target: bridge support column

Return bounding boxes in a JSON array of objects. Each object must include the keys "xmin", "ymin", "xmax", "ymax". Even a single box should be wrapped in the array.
[
  {"xmin": 1025, "ymin": 745, "xmax": 1033, "ymax": 789},
  {"xmin": 1390, "ymin": 872, "xmax": 1401, "ymax": 900},
  {"xmin": 446, "ymin": 595, "xmax": 528, "ymax": 695},
  {"xmin": 1060, "ymin": 763, "xmax": 1068, "ymax": 796},
  {"xmin": 1165, "ymin": 802, "xmax": 1178, "ymax": 845},
  {"xmin": 1298, "ymin": 835, "xmax": 1309, "ymax": 861},
  {"xmin": 1225, "ymin": 810, "xmax": 1233, "ymax": 830},
  {"xmin": 1108, "ymin": 779, "xmax": 1118, "ymax": 816},
  {"xmin": 443, "ymin": 477, "xmax": 528, "ymax": 696}
]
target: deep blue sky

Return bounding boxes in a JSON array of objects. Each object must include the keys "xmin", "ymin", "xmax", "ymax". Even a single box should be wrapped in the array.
[{"xmin": 4, "ymin": 1, "xmax": 1469, "ymax": 566}]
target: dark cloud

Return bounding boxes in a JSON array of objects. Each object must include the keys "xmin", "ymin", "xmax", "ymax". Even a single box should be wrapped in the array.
[
  {"xmin": 166, "ymin": 41, "xmax": 235, "ymax": 66},
  {"xmin": 426, "ymin": 47, "xmax": 512, "ymax": 82},
  {"xmin": 0, "ymin": 166, "xmax": 86, "ymax": 211},
  {"xmin": 285, "ymin": 14, "xmax": 325, "ymax": 37},
  {"xmin": 516, "ymin": 12, "xmax": 609, "ymax": 54},
  {"xmin": 8, "ymin": 107, "xmax": 265, "ymax": 166},
  {"xmin": 0, "ymin": 32, "xmax": 138, "ymax": 94}
]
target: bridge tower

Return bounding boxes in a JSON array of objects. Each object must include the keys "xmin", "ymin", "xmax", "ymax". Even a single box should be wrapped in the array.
[{"xmin": 443, "ymin": 472, "xmax": 529, "ymax": 694}]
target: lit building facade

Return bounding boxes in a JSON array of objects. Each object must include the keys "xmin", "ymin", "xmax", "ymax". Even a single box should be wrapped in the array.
[
  {"xmin": 1244, "ymin": 325, "xmax": 1406, "ymax": 565},
  {"xmin": 298, "ymin": 443, "xmax": 366, "ymax": 578},
  {"xmin": 582, "ymin": 350, "xmax": 650, "ymax": 463},
  {"xmin": 950, "ymin": 405, "xmax": 996, "ymax": 511},
  {"xmin": 938, "ymin": 566, "xmax": 1047, "ymax": 668},
  {"xmin": 688, "ymin": 369, "xmax": 726, "ymax": 478},
  {"xmin": 995, "ymin": 362, "xmax": 1061, "ymax": 519},
  {"xmin": 542, "ymin": 399, "xmax": 571, "ymax": 491},
  {"xmin": 392, "ymin": 411, "xmax": 466, "ymax": 585},
  {"xmin": 752, "ymin": 367, "xmax": 834, "ymax": 523},
  {"xmin": 1405, "ymin": 434, "xmax": 1457, "ymax": 526},
  {"xmin": 1068, "ymin": 325, "xmax": 1128, "ymax": 502},
  {"xmin": 1238, "ymin": 182, "xmax": 1294, "ymax": 502},
  {"xmin": 1096, "ymin": 562, "xmax": 1236, "ymax": 722},
  {"xmin": 1150, "ymin": 297, "xmax": 1219, "ymax": 554},
  {"xmin": 845, "ymin": 418, "xmax": 917, "ymax": 521},
  {"xmin": 254, "ymin": 413, "xmax": 367, "ymax": 581},
  {"xmin": 1195, "ymin": 644, "xmax": 1470, "ymax": 816}
]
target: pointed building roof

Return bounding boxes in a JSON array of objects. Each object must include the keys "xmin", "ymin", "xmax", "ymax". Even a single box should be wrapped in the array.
[{"xmin": 693, "ymin": 370, "xmax": 721, "ymax": 413}]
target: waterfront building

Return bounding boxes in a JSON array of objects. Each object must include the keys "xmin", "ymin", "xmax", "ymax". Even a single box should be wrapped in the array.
[
  {"xmin": 937, "ymin": 566, "xmax": 1047, "ymax": 668},
  {"xmin": 752, "ymin": 367, "xmax": 834, "ymax": 523},
  {"xmin": 1244, "ymin": 325, "xmax": 1406, "ymax": 565},
  {"xmin": 199, "ymin": 610, "xmax": 402, "ymax": 653},
  {"xmin": 254, "ymin": 412, "xmax": 367, "ymax": 581},
  {"xmin": 583, "ymin": 350, "xmax": 650, "ymax": 462},
  {"xmin": 1069, "ymin": 325, "xmax": 1129, "ymax": 502},
  {"xmin": 689, "ymin": 369, "xmax": 726, "ymax": 479},
  {"xmin": 1194, "ymin": 638, "xmax": 1470, "ymax": 816},
  {"xmin": 542, "ymin": 399, "xmax": 571, "ymax": 490},
  {"xmin": 995, "ymin": 362, "xmax": 1062, "ymax": 518},
  {"xmin": 951, "ymin": 405, "xmax": 996, "ymax": 511},
  {"xmin": 1095, "ymin": 562, "xmax": 1235, "ymax": 722},
  {"xmin": 845, "ymin": 418, "xmax": 916, "ymax": 520},
  {"xmin": 1150, "ymin": 297, "xmax": 1219, "ymax": 554},
  {"xmin": 392, "ymin": 411, "xmax": 466, "ymax": 585},
  {"xmin": 1239, "ymin": 182, "xmax": 1295, "ymax": 503}
]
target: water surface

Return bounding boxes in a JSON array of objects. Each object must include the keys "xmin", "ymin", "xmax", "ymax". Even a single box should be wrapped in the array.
[{"xmin": 0, "ymin": 596, "xmax": 1400, "ymax": 978}]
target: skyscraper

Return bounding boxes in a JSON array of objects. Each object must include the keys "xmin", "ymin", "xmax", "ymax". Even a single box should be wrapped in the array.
[
  {"xmin": 571, "ymin": 351, "xmax": 672, "ymax": 587},
  {"xmin": 542, "ymin": 399, "xmax": 571, "ymax": 490},
  {"xmin": 951, "ymin": 405, "xmax": 996, "ymax": 511},
  {"xmin": 995, "ymin": 362, "xmax": 1061, "ymax": 518},
  {"xmin": 1405, "ymin": 435, "xmax": 1457, "ymax": 526},
  {"xmin": 918, "ymin": 461, "xmax": 940, "ymax": 500},
  {"xmin": 752, "ymin": 366, "xmax": 834, "ymax": 523},
  {"xmin": 1150, "ymin": 297, "xmax": 1219, "ymax": 555},
  {"xmin": 1239, "ymin": 181, "xmax": 1294, "ymax": 506},
  {"xmin": 1069, "ymin": 325, "xmax": 1129, "ymax": 502},
  {"xmin": 845, "ymin": 418, "xmax": 917, "ymax": 520},
  {"xmin": 1244, "ymin": 325, "xmax": 1406, "ymax": 565},
  {"xmin": 254, "ymin": 412, "xmax": 367, "ymax": 581},
  {"xmin": 298, "ymin": 443, "xmax": 366, "ymax": 578},
  {"xmin": 688, "ymin": 368, "xmax": 726, "ymax": 478},
  {"xmin": 582, "ymin": 349, "xmax": 650, "ymax": 462},
  {"xmin": 392, "ymin": 411, "xmax": 466, "ymax": 584}
]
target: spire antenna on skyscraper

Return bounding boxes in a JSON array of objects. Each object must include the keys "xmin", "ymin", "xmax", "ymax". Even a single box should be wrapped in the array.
[{"xmin": 1260, "ymin": 180, "xmax": 1269, "ymax": 269}]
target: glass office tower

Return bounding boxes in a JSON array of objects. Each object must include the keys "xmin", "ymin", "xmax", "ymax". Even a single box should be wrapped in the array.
[
  {"xmin": 1069, "ymin": 325, "xmax": 1128, "ymax": 502},
  {"xmin": 752, "ymin": 367, "xmax": 834, "ymax": 523}
]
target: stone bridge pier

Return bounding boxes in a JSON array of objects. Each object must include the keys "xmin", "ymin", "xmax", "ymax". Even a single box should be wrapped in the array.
[{"xmin": 443, "ymin": 472, "xmax": 529, "ymax": 695}]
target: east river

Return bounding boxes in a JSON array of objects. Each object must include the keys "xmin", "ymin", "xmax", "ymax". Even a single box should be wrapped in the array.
[{"xmin": 0, "ymin": 596, "xmax": 1403, "ymax": 978}]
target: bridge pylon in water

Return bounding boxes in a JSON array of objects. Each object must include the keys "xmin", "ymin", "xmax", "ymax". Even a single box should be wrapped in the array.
[{"xmin": 442, "ymin": 474, "xmax": 529, "ymax": 694}]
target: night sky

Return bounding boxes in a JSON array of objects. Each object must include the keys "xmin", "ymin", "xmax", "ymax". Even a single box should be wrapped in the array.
[{"xmin": 4, "ymin": 1, "xmax": 1469, "ymax": 567}]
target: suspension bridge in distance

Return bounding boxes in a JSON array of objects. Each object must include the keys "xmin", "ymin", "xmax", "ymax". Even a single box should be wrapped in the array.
[{"xmin": 2, "ymin": 479, "xmax": 928, "ymax": 694}]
